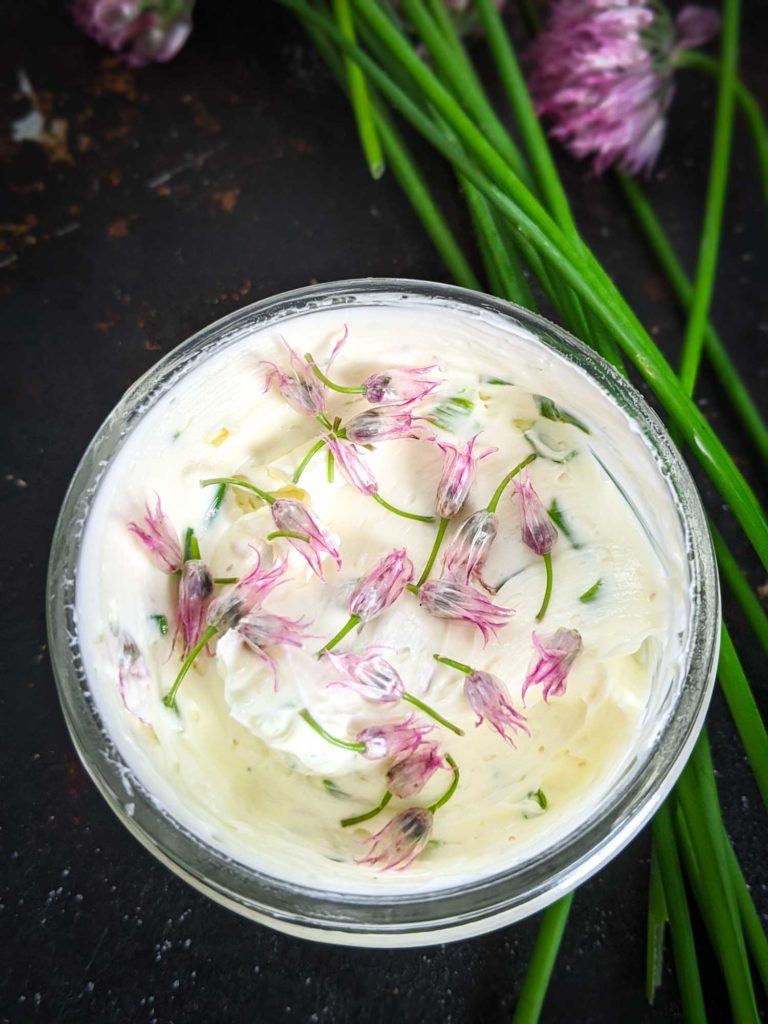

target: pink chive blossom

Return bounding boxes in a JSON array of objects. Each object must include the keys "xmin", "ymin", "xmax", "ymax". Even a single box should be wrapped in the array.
[
  {"xmin": 527, "ymin": 0, "xmax": 721, "ymax": 176},
  {"xmin": 237, "ymin": 612, "xmax": 310, "ymax": 687},
  {"xmin": 419, "ymin": 578, "xmax": 513, "ymax": 643},
  {"xmin": 442, "ymin": 509, "xmax": 498, "ymax": 586},
  {"xmin": 262, "ymin": 328, "xmax": 348, "ymax": 416},
  {"xmin": 386, "ymin": 742, "xmax": 445, "ymax": 800},
  {"xmin": 349, "ymin": 548, "xmax": 414, "ymax": 622},
  {"xmin": 357, "ymin": 714, "xmax": 434, "ymax": 760},
  {"xmin": 270, "ymin": 499, "xmax": 341, "ymax": 579},
  {"xmin": 514, "ymin": 470, "xmax": 558, "ymax": 556},
  {"xmin": 176, "ymin": 559, "xmax": 214, "ymax": 655},
  {"xmin": 362, "ymin": 366, "xmax": 441, "ymax": 407},
  {"xmin": 324, "ymin": 435, "xmax": 378, "ymax": 495},
  {"xmin": 72, "ymin": 0, "xmax": 194, "ymax": 68},
  {"xmin": 127, "ymin": 495, "xmax": 182, "ymax": 573},
  {"xmin": 359, "ymin": 807, "xmax": 433, "ymax": 870},
  {"xmin": 207, "ymin": 553, "xmax": 287, "ymax": 633},
  {"xmin": 323, "ymin": 648, "xmax": 405, "ymax": 703},
  {"xmin": 522, "ymin": 628, "xmax": 584, "ymax": 704},
  {"xmin": 344, "ymin": 408, "xmax": 423, "ymax": 444},
  {"xmin": 465, "ymin": 671, "xmax": 529, "ymax": 745},
  {"xmin": 262, "ymin": 338, "xmax": 326, "ymax": 416},
  {"xmin": 434, "ymin": 434, "xmax": 496, "ymax": 519},
  {"xmin": 116, "ymin": 634, "xmax": 151, "ymax": 723}
]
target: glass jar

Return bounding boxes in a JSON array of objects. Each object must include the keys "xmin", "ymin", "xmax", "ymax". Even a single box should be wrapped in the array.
[{"xmin": 47, "ymin": 279, "xmax": 719, "ymax": 946}]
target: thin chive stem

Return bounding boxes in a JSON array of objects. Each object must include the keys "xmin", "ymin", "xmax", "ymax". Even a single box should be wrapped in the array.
[
  {"xmin": 299, "ymin": 708, "xmax": 366, "ymax": 752},
  {"xmin": 651, "ymin": 803, "xmax": 707, "ymax": 1024},
  {"xmin": 711, "ymin": 524, "xmax": 768, "ymax": 657},
  {"xmin": 293, "ymin": 439, "xmax": 327, "ymax": 483},
  {"xmin": 428, "ymin": 753, "xmax": 460, "ymax": 813},
  {"xmin": 724, "ymin": 830, "xmax": 768, "ymax": 997},
  {"xmin": 405, "ymin": 582, "xmax": 420, "ymax": 594},
  {"xmin": 372, "ymin": 491, "xmax": 435, "ymax": 523},
  {"xmin": 486, "ymin": 453, "xmax": 537, "ymax": 512},
  {"xmin": 213, "ymin": 576, "xmax": 238, "ymax": 585},
  {"xmin": 535, "ymin": 551, "xmax": 553, "ymax": 621},
  {"xmin": 182, "ymin": 527, "xmax": 200, "ymax": 562},
  {"xmin": 433, "ymin": 653, "xmax": 473, "ymax": 675},
  {"xmin": 677, "ymin": 0, "xmax": 740, "ymax": 399},
  {"xmin": 266, "ymin": 530, "xmax": 312, "ymax": 544},
  {"xmin": 341, "ymin": 790, "xmax": 392, "ymax": 827},
  {"xmin": 717, "ymin": 624, "xmax": 768, "ymax": 809},
  {"xmin": 205, "ymin": 483, "xmax": 227, "ymax": 524},
  {"xmin": 201, "ymin": 477, "xmax": 275, "ymax": 505},
  {"xmin": 333, "ymin": 0, "xmax": 385, "ymax": 179},
  {"xmin": 402, "ymin": 691, "xmax": 464, "ymax": 735},
  {"xmin": 327, "ymin": 447, "xmax": 335, "ymax": 482},
  {"xmin": 676, "ymin": 51, "xmax": 768, "ymax": 215},
  {"xmin": 646, "ymin": 839, "xmax": 668, "ymax": 1005},
  {"xmin": 512, "ymin": 894, "xmax": 574, "ymax": 1024},
  {"xmin": 305, "ymin": 353, "xmax": 366, "ymax": 394},
  {"xmin": 163, "ymin": 624, "xmax": 218, "ymax": 711},
  {"xmin": 617, "ymin": 172, "xmax": 768, "ymax": 463},
  {"xmin": 317, "ymin": 413, "xmax": 334, "ymax": 430},
  {"xmin": 320, "ymin": 613, "xmax": 362, "ymax": 654},
  {"xmin": 415, "ymin": 516, "xmax": 449, "ymax": 586}
]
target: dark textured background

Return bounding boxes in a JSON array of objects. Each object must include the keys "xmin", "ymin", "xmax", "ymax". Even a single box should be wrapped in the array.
[{"xmin": 1, "ymin": 2, "xmax": 766, "ymax": 1021}]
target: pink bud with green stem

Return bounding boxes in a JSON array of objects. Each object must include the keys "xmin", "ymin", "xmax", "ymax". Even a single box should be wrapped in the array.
[
  {"xmin": 419, "ymin": 578, "xmax": 513, "ymax": 644},
  {"xmin": 176, "ymin": 559, "xmax": 214, "ymax": 656},
  {"xmin": 322, "ymin": 646, "xmax": 465, "ymax": 734},
  {"xmin": 414, "ymin": 434, "xmax": 497, "ymax": 589},
  {"xmin": 514, "ymin": 470, "xmax": 558, "ymax": 621},
  {"xmin": 200, "ymin": 478, "xmax": 341, "ymax": 579},
  {"xmin": 127, "ymin": 494, "xmax": 183, "ymax": 573},
  {"xmin": 116, "ymin": 634, "xmax": 151, "ymax": 723},
  {"xmin": 386, "ymin": 741, "xmax": 445, "ymax": 799},
  {"xmin": 163, "ymin": 552, "xmax": 288, "ymax": 710},
  {"xmin": 320, "ymin": 548, "xmax": 414, "ymax": 653},
  {"xmin": 434, "ymin": 655, "xmax": 529, "ymax": 746},
  {"xmin": 261, "ymin": 328, "xmax": 348, "ymax": 416},
  {"xmin": 357, "ymin": 714, "xmax": 435, "ymax": 760},
  {"xmin": 323, "ymin": 434, "xmax": 379, "ymax": 495},
  {"xmin": 522, "ymin": 628, "xmax": 583, "ymax": 704},
  {"xmin": 305, "ymin": 348, "xmax": 441, "ymax": 408},
  {"xmin": 237, "ymin": 611, "xmax": 311, "ymax": 689},
  {"xmin": 344, "ymin": 407, "xmax": 425, "ymax": 444},
  {"xmin": 357, "ymin": 756, "xmax": 459, "ymax": 870}
]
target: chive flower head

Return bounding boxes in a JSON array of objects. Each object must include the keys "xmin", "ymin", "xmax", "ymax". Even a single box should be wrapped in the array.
[
  {"xmin": 386, "ymin": 742, "xmax": 445, "ymax": 799},
  {"xmin": 419, "ymin": 577, "xmax": 513, "ymax": 643},
  {"xmin": 514, "ymin": 470, "xmax": 558, "ymax": 556},
  {"xmin": 528, "ymin": 0, "xmax": 721, "ymax": 175},
  {"xmin": 359, "ymin": 807, "xmax": 433, "ymax": 870},
  {"xmin": 349, "ymin": 548, "xmax": 414, "ymax": 622},
  {"xmin": 522, "ymin": 628, "xmax": 583, "ymax": 703},
  {"xmin": 434, "ymin": 434, "xmax": 496, "ymax": 519},
  {"xmin": 72, "ymin": 0, "xmax": 194, "ymax": 67},
  {"xmin": 362, "ymin": 365, "xmax": 441, "ymax": 406},
  {"xmin": 323, "ymin": 648, "xmax": 406, "ymax": 703},
  {"xmin": 270, "ymin": 499, "xmax": 341, "ymax": 579},
  {"xmin": 465, "ymin": 670, "xmax": 529, "ymax": 745},
  {"xmin": 127, "ymin": 495, "xmax": 182, "ymax": 573}
]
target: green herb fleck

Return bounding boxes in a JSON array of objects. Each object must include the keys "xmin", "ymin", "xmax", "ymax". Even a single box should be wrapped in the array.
[
  {"xmin": 535, "ymin": 395, "xmax": 591, "ymax": 434},
  {"xmin": 579, "ymin": 579, "xmax": 603, "ymax": 603},
  {"xmin": 531, "ymin": 789, "xmax": 548, "ymax": 810},
  {"xmin": 524, "ymin": 430, "xmax": 577, "ymax": 464},
  {"xmin": 182, "ymin": 527, "xmax": 201, "ymax": 562},
  {"xmin": 204, "ymin": 483, "xmax": 227, "ymax": 525},
  {"xmin": 322, "ymin": 778, "xmax": 350, "ymax": 799},
  {"xmin": 151, "ymin": 613, "xmax": 169, "ymax": 636},
  {"xmin": 483, "ymin": 376, "xmax": 512, "ymax": 386},
  {"xmin": 429, "ymin": 394, "xmax": 474, "ymax": 431},
  {"xmin": 547, "ymin": 499, "xmax": 583, "ymax": 549}
]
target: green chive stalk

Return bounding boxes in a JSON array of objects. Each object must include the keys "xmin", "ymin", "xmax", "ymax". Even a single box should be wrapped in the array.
[
  {"xmin": 511, "ymin": 893, "xmax": 575, "ymax": 1024},
  {"xmin": 333, "ymin": 0, "xmax": 385, "ymax": 179}
]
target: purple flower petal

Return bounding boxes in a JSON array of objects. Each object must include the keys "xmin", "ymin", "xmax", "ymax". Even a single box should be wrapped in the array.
[
  {"xmin": 464, "ymin": 670, "xmax": 529, "ymax": 745},
  {"xmin": 270, "ymin": 499, "xmax": 341, "ymax": 579},
  {"xmin": 514, "ymin": 470, "xmax": 557, "ymax": 556},
  {"xmin": 323, "ymin": 647, "xmax": 405, "ymax": 703},
  {"xmin": 363, "ymin": 365, "xmax": 441, "ymax": 406},
  {"xmin": 358, "ymin": 807, "xmax": 433, "ymax": 870},
  {"xmin": 127, "ymin": 494, "xmax": 182, "ymax": 573},
  {"xmin": 386, "ymin": 742, "xmax": 445, "ymax": 799},
  {"xmin": 419, "ymin": 577, "xmax": 513, "ymax": 644},
  {"xmin": 324, "ymin": 435, "xmax": 378, "ymax": 495},
  {"xmin": 357, "ymin": 714, "xmax": 434, "ymax": 760},
  {"xmin": 522, "ymin": 627, "xmax": 583, "ymax": 703},
  {"xmin": 433, "ymin": 433, "xmax": 496, "ymax": 519},
  {"xmin": 349, "ymin": 548, "xmax": 414, "ymax": 622}
]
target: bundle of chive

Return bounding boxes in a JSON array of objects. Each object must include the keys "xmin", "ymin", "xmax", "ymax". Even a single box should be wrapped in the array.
[{"xmin": 274, "ymin": 0, "xmax": 767, "ymax": 1019}]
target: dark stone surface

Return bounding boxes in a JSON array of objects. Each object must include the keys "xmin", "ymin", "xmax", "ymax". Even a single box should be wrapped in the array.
[{"xmin": 1, "ymin": 2, "xmax": 765, "ymax": 1022}]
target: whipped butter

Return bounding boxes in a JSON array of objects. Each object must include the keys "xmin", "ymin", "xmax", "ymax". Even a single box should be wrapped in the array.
[{"xmin": 76, "ymin": 299, "xmax": 689, "ymax": 894}]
